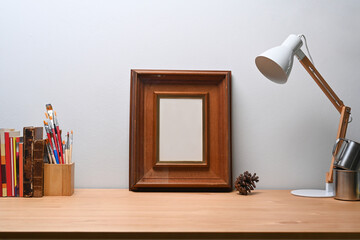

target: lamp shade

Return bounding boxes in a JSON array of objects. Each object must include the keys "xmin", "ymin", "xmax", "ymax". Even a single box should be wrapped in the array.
[{"xmin": 255, "ymin": 34, "xmax": 303, "ymax": 84}]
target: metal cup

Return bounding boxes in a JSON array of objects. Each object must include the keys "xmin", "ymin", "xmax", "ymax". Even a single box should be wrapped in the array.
[
  {"xmin": 332, "ymin": 138, "xmax": 360, "ymax": 171},
  {"xmin": 334, "ymin": 169, "xmax": 360, "ymax": 201}
]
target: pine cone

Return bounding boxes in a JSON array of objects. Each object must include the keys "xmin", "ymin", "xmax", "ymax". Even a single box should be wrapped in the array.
[{"xmin": 235, "ymin": 171, "xmax": 259, "ymax": 195}]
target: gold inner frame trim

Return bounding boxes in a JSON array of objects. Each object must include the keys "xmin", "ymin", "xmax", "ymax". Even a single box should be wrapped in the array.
[{"xmin": 155, "ymin": 91, "xmax": 209, "ymax": 166}]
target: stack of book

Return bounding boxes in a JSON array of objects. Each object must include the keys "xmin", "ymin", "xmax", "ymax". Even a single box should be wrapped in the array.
[{"xmin": 0, "ymin": 127, "xmax": 45, "ymax": 197}]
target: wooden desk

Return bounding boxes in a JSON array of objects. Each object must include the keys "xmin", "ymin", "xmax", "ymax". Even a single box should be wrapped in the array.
[{"xmin": 0, "ymin": 189, "xmax": 359, "ymax": 239}]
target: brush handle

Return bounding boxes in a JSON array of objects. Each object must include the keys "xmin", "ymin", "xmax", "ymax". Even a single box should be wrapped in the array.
[
  {"xmin": 69, "ymin": 144, "xmax": 72, "ymax": 163},
  {"xmin": 47, "ymin": 133, "xmax": 58, "ymax": 164},
  {"xmin": 53, "ymin": 149, "xmax": 59, "ymax": 164},
  {"xmin": 56, "ymin": 126, "xmax": 64, "ymax": 164},
  {"xmin": 62, "ymin": 142, "xmax": 67, "ymax": 164},
  {"xmin": 51, "ymin": 129, "xmax": 62, "ymax": 164},
  {"xmin": 46, "ymin": 145, "xmax": 52, "ymax": 164},
  {"xmin": 47, "ymin": 133, "xmax": 55, "ymax": 152},
  {"xmin": 46, "ymin": 143, "xmax": 56, "ymax": 164},
  {"xmin": 50, "ymin": 133, "xmax": 60, "ymax": 164}
]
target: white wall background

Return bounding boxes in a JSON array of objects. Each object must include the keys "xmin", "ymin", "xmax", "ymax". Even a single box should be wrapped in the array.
[{"xmin": 1, "ymin": 0, "xmax": 359, "ymax": 190}]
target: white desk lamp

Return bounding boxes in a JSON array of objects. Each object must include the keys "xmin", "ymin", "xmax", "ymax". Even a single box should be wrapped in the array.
[{"xmin": 255, "ymin": 34, "xmax": 351, "ymax": 197}]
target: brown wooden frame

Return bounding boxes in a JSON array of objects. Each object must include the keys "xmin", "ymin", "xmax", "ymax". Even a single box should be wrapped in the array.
[{"xmin": 129, "ymin": 70, "xmax": 232, "ymax": 191}]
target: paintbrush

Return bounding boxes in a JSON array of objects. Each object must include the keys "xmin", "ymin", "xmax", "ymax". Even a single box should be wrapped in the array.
[
  {"xmin": 53, "ymin": 111, "xmax": 64, "ymax": 164},
  {"xmin": 49, "ymin": 116, "xmax": 63, "ymax": 164},
  {"xmin": 44, "ymin": 121, "xmax": 59, "ymax": 164},
  {"xmin": 66, "ymin": 132, "xmax": 70, "ymax": 164},
  {"xmin": 47, "ymin": 117, "xmax": 62, "ymax": 164},
  {"xmin": 62, "ymin": 140, "xmax": 67, "ymax": 164},
  {"xmin": 46, "ymin": 104, "xmax": 62, "ymax": 163},
  {"xmin": 69, "ymin": 130, "xmax": 73, "ymax": 163},
  {"xmin": 45, "ymin": 139, "xmax": 56, "ymax": 164},
  {"xmin": 43, "ymin": 122, "xmax": 54, "ymax": 163},
  {"xmin": 45, "ymin": 104, "xmax": 56, "ymax": 133}
]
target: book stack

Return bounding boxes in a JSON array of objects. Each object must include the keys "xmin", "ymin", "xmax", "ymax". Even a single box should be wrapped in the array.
[{"xmin": 0, "ymin": 127, "xmax": 45, "ymax": 197}]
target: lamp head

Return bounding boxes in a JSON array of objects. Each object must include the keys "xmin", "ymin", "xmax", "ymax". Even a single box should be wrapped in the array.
[{"xmin": 255, "ymin": 34, "xmax": 303, "ymax": 84}]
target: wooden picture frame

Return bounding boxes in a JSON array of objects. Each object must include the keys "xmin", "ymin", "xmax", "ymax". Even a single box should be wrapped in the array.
[{"xmin": 129, "ymin": 70, "xmax": 232, "ymax": 191}]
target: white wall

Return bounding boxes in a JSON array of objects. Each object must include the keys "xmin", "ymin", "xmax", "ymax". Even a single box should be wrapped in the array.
[{"xmin": 1, "ymin": 0, "xmax": 359, "ymax": 190}]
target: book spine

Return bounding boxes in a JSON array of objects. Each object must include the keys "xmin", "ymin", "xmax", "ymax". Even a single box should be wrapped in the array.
[
  {"xmin": 23, "ymin": 127, "xmax": 35, "ymax": 197},
  {"xmin": 33, "ymin": 139, "xmax": 45, "ymax": 197},
  {"xmin": 1, "ymin": 153, "xmax": 5, "ymax": 197},
  {"xmin": 15, "ymin": 137, "xmax": 20, "ymax": 197},
  {"xmin": 0, "ymin": 131, "xmax": 5, "ymax": 196},
  {"xmin": 5, "ymin": 132, "xmax": 12, "ymax": 197},
  {"xmin": 19, "ymin": 142, "xmax": 23, "ymax": 197},
  {"xmin": 10, "ymin": 137, "xmax": 15, "ymax": 196},
  {"xmin": 0, "ymin": 138, "xmax": 1, "ymax": 197}
]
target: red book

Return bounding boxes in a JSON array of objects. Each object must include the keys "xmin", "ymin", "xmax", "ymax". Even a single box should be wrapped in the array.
[
  {"xmin": 15, "ymin": 137, "xmax": 20, "ymax": 197},
  {"xmin": 10, "ymin": 137, "xmax": 14, "ymax": 197},
  {"xmin": 0, "ymin": 139, "xmax": 1, "ymax": 197},
  {"xmin": 19, "ymin": 142, "xmax": 23, "ymax": 197},
  {"xmin": 5, "ymin": 132, "xmax": 12, "ymax": 197}
]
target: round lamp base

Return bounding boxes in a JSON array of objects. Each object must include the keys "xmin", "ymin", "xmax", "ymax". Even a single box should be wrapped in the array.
[{"xmin": 291, "ymin": 189, "xmax": 334, "ymax": 198}]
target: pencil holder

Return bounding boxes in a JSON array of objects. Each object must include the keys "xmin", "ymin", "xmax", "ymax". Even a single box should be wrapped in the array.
[{"xmin": 44, "ymin": 163, "xmax": 74, "ymax": 196}]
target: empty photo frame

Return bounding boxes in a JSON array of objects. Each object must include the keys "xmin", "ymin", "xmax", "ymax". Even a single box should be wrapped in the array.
[{"xmin": 129, "ymin": 70, "xmax": 232, "ymax": 191}]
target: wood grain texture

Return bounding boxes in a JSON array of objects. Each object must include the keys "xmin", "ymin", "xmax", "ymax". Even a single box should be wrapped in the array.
[
  {"xmin": 0, "ymin": 189, "xmax": 359, "ymax": 239},
  {"xmin": 327, "ymin": 106, "xmax": 351, "ymax": 183},
  {"xmin": 299, "ymin": 56, "xmax": 344, "ymax": 113},
  {"xmin": 129, "ymin": 70, "xmax": 232, "ymax": 191},
  {"xmin": 44, "ymin": 163, "xmax": 74, "ymax": 196},
  {"xmin": 299, "ymin": 57, "xmax": 352, "ymax": 184}
]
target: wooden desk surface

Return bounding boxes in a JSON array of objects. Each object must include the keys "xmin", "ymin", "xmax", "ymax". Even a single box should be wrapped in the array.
[{"xmin": 0, "ymin": 189, "xmax": 359, "ymax": 239}]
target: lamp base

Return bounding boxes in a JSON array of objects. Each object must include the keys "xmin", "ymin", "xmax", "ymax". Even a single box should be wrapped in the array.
[{"xmin": 291, "ymin": 183, "xmax": 334, "ymax": 198}]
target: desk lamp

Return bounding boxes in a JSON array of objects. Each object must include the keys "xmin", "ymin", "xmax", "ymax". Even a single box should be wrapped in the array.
[{"xmin": 255, "ymin": 34, "xmax": 351, "ymax": 197}]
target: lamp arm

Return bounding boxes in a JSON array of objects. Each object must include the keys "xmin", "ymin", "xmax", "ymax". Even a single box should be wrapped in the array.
[
  {"xmin": 297, "ymin": 54, "xmax": 344, "ymax": 113},
  {"xmin": 326, "ymin": 106, "xmax": 351, "ymax": 183},
  {"xmin": 296, "ymin": 53, "xmax": 351, "ymax": 183}
]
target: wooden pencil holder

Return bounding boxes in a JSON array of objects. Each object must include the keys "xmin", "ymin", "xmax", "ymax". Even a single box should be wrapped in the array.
[{"xmin": 44, "ymin": 163, "xmax": 74, "ymax": 196}]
